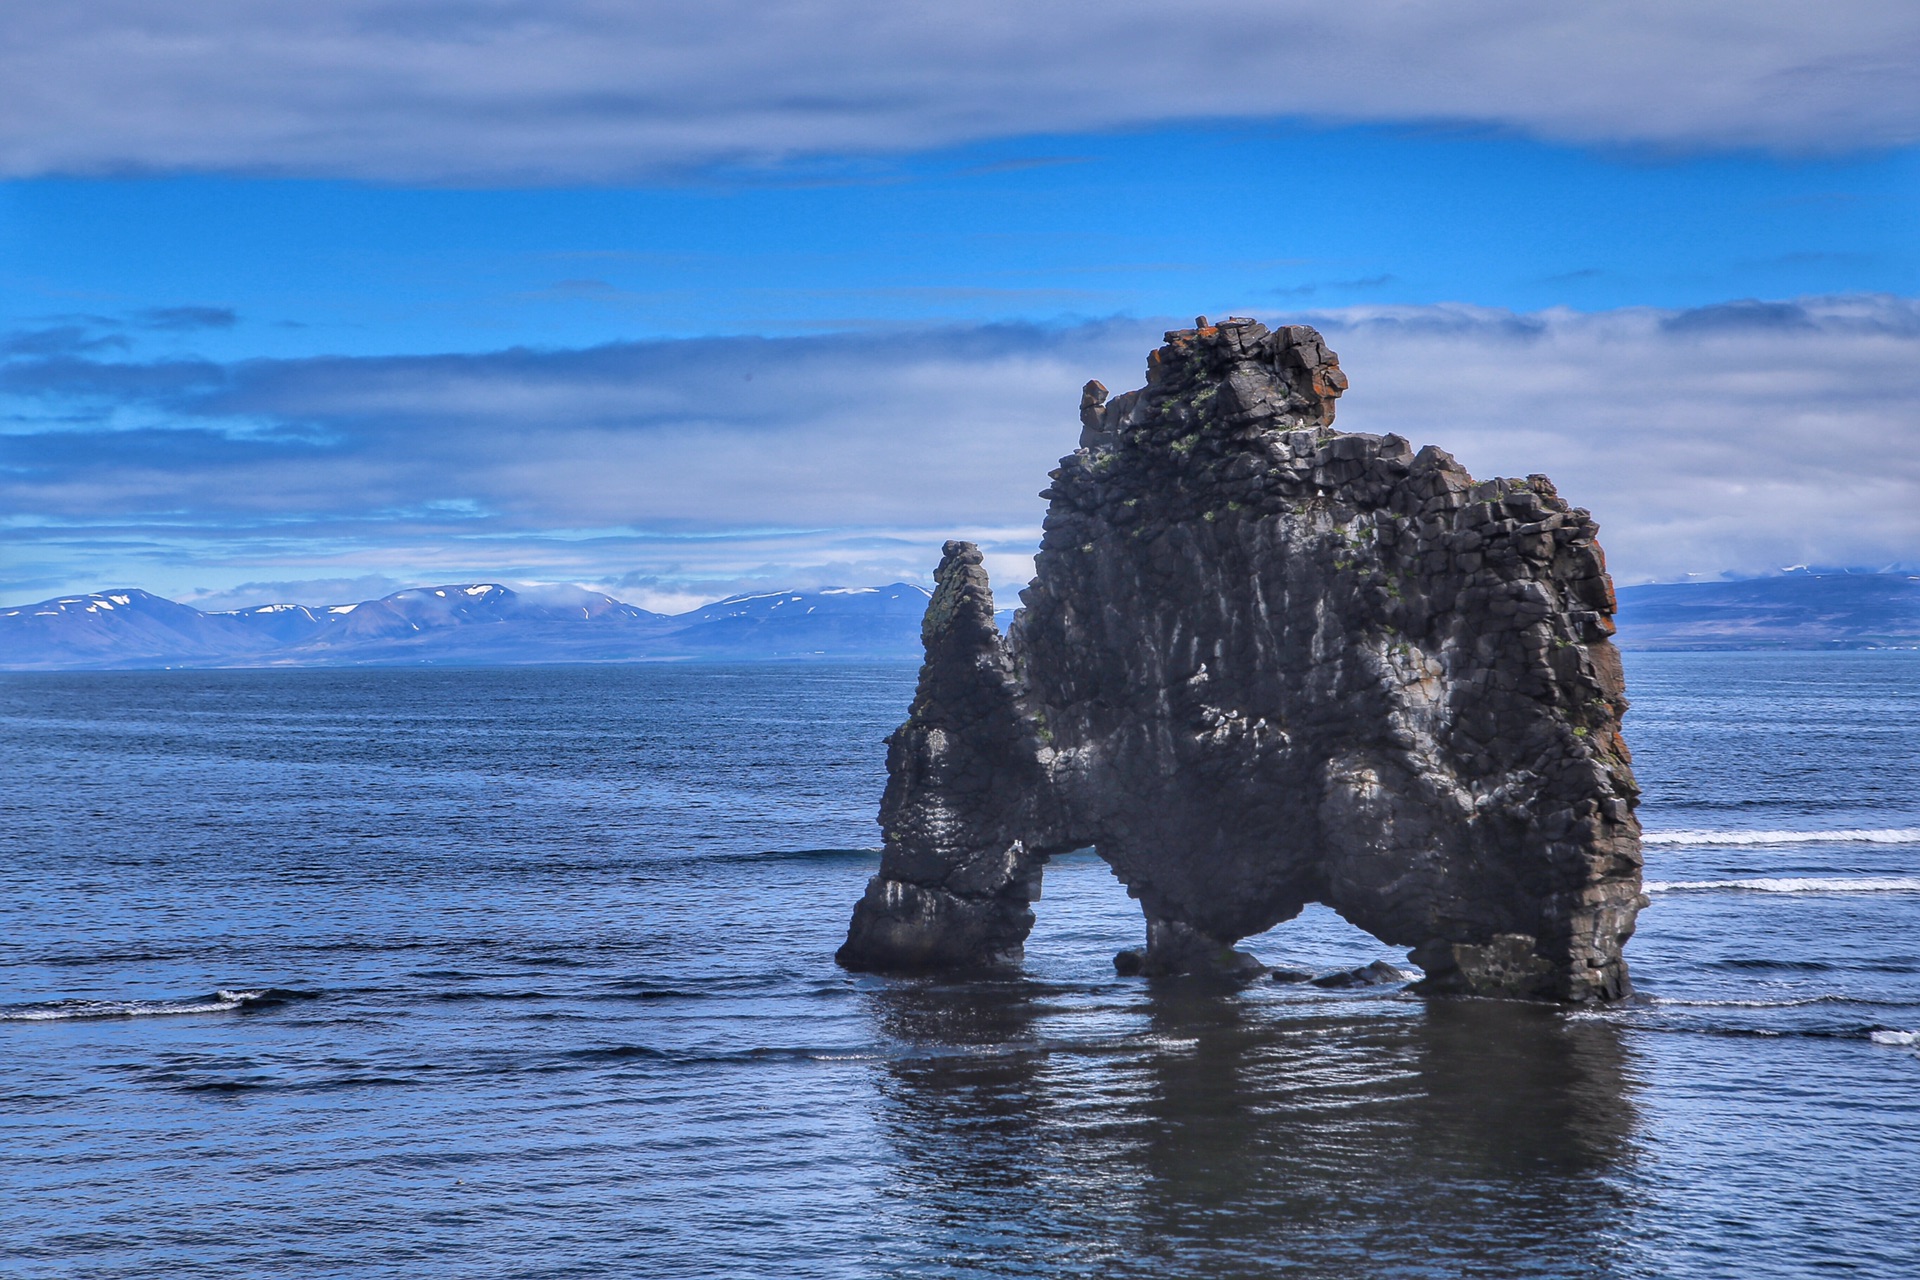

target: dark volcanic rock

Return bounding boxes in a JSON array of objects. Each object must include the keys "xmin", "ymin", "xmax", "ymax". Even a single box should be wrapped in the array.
[
  {"xmin": 833, "ymin": 543, "xmax": 1050, "ymax": 970},
  {"xmin": 837, "ymin": 319, "xmax": 1645, "ymax": 1003},
  {"xmin": 1310, "ymin": 960, "xmax": 1413, "ymax": 989}
]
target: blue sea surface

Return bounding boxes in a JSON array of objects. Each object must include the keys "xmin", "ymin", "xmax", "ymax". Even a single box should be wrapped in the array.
[{"xmin": 2, "ymin": 654, "xmax": 1917, "ymax": 1278}]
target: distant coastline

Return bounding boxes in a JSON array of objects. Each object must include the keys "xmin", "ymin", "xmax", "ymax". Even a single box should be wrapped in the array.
[
  {"xmin": 0, "ymin": 582, "xmax": 954, "ymax": 670},
  {"xmin": 3, "ymin": 571, "xmax": 1917, "ymax": 671},
  {"xmin": 1612, "ymin": 572, "xmax": 1920, "ymax": 652}
]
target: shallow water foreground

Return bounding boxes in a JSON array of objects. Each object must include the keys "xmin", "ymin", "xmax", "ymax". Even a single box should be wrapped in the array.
[{"xmin": 2, "ymin": 656, "xmax": 1917, "ymax": 1278}]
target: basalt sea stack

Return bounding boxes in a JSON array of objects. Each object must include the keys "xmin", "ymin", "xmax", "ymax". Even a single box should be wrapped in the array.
[{"xmin": 838, "ymin": 319, "xmax": 1644, "ymax": 1002}]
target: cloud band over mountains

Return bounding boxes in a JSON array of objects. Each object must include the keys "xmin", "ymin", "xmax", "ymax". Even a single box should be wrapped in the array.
[
  {"xmin": 4, "ymin": 2, "xmax": 1918, "ymax": 183},
  {"xmin": 5, "ymin": 296, "xmax": 1916, "ymax": 606}
]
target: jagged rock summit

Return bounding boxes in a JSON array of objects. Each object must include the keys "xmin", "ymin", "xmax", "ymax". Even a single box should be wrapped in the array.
[{"xmin": 837, "ymin": 318, "xmax": 1644, "ymax": 1002}]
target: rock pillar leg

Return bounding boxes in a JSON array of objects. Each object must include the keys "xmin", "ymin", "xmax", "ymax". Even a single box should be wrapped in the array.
[
  {"xmin": 1113, "ymin": 916, "xmax": 1269, "ymax": 981},
  {"xmin": 836, "ymin": 542, "xmax": 1051, "ymax": 973}
]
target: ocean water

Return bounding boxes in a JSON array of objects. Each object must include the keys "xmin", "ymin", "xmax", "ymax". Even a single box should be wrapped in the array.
[{"xmin": 2, "ymin": 653, "xmax": 1916, "ymax": 1279}]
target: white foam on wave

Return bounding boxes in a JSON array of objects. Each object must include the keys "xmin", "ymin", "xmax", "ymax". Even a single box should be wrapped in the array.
[
  {"xmin": 1870, "ymin": 1030, "xmax": 1917, "ymax": 1047},
  {"xmin": 1649, "ymin": 995, "xmax": 1832, "ymax": 1009},
  {"xmin": 1642, "ymin": 828, "xmax": 1920, "ymax": 848},
  {"xmin": 1647, "ymin": 877, "xmax": 1920, "ymax": 894},
  {"xmin": 0, "ymin": 989, "xmax": 265, "ymax": 1022}
]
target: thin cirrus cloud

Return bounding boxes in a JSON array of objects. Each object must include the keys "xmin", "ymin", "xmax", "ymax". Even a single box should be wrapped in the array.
[
  {"xmin": 135, "ymin": 306, "xmax": 238, "ymax": 331},
  {"xmin": 3, "ymin": 297, "xmax": 1917, "ymax": 607},
  {"xmin": 1, "ymin": 2, "xmax": 1917, "ymax": 184}
]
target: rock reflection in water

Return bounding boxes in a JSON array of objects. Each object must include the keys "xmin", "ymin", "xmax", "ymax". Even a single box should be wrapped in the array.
[{"xmin": 865, "ymin": 983, "xmax": 1638, "ymax": 1278}]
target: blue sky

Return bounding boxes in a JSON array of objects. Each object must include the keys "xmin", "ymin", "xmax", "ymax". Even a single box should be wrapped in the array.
[
  {"xmin": 3, "ymin": 2, "xmax": 1917, "ymax": 608},
  {"xmin": 6, "ymin": 129, "xmax": 1914, "ymax": 357}
]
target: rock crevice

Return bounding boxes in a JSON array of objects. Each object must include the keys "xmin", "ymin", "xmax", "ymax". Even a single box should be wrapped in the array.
[{"xmin": 838, "ymin": 319, "xmax": 1643, "ymax": 1002}]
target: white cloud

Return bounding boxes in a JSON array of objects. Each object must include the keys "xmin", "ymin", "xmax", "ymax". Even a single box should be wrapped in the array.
[
  {"xmin": 182, "ymin": 574, "xmax": 406, "ymax": 611},
  {"xmin": 4, "ymin": 296, "xmax": 1918, "ymax": 603},
  {"xmin": 1314, "ymin": 295, "xmax": 1920, "ymax": 582},
  {"xmin": 2, "ymin": 2, "xmax": 1916, "ymax": 183}
]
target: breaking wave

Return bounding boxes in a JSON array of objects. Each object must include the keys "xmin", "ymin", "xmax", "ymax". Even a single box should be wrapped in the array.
[
  {"xmin": 1870, "ymin": 1030, "xmax": 1918, "ymax": 1047},
  {"xmin": 0, "ymin": 988, "xmax": 317, "ymax": 1022},
  {"xmin": 1648, "ymin": 994, "xmax": 1917, "ymax": 1009},
  {"xmin": 1642, "ymin": 828, "xmax": 1920, "ymax": 848},
  {"xmin": 1646, "ymin": 877, "xmax": 1920, "ymax": 894}
]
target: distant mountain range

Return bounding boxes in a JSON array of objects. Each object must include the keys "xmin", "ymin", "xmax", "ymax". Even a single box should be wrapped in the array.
[
  {"xmin": 3, "ymin": 572, "xmax": 1916, "ymax": 670},
  {"xmin": 1612, "ymin": 572, "xmax": 1920, "ymax": 651},
  {"xmin": 0, "ymin": 582, "xmax": 952, "ymax": 670}
]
